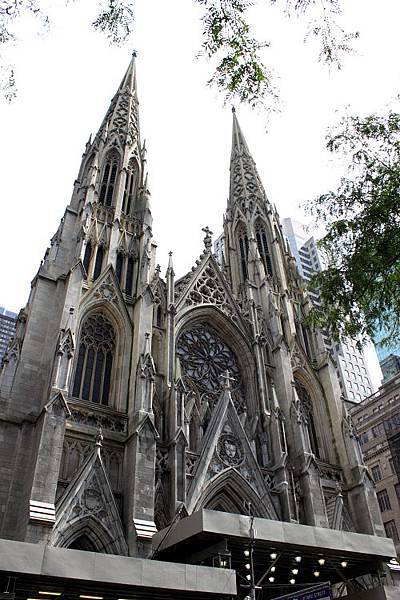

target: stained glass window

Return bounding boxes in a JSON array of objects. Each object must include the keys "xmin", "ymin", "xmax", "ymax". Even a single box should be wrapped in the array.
[
  {"xmin": 176, "ymin": 323, "xmax": 244, "ymax": 410},
  {"xmin": 72, "ymin": 313, "xmax": 115, "ymax": 406},
  {"xmin": 99, "ymin": 151, "xmax": 119, "ymax": 207}
]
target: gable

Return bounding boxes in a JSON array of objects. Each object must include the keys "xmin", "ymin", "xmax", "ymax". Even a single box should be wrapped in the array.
[
  {"xmin": 80, "ymin": 264, "xmax": 132, "ymax": 327},
  {"xmin": 52, "ymin": 443, "xmax": 128, "ymax": 555},
  {"xmin": 186, "ymin": 386, "xmax": 278, "ymax": 520},
  {"xmin": 175, "ymin": 253, "xmax": 248, "ymax": 332}
]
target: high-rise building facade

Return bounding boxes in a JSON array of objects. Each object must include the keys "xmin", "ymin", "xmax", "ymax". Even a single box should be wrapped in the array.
[
  {"xmin": 0, "ymin": 307, "xmax": 17, "ymax": 361},
  {"xmin": 350, "ymin": 375, "xmax": 400, "ymax": 554},
  {"xmin": 0, "ymin": 56, "xmax": 397, "ymax": 599},
  {"xmin": 281, "ymin": 218, "xmax": 378, "ymax": 403}
]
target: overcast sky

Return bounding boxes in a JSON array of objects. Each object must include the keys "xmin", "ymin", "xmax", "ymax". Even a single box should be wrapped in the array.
[{"xmin": 1, "ymin": 0, "xmax": 400, "ymax": 315}]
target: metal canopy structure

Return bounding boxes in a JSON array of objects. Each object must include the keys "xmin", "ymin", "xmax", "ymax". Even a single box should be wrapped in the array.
[
  {"xmin": 0, "ymin": 538, "xmax": 236, "ymax": 600},
  {"xmin": 153, "ymin": 510, "xmax": 396, "ymax": 598}
]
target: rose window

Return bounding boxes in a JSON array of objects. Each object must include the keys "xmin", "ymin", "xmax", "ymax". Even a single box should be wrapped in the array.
[{"xmin": 176, "ymin": 323, "xmax": 244, "ymax": 409}]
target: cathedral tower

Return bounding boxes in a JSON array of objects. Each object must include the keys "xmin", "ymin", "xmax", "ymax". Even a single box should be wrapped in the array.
[{"xmin": 0, "ymin": 60, "xmax": 384, "ymax": 561}]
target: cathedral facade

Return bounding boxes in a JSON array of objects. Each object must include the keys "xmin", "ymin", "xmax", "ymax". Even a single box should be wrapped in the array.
[{"xmin": 0, "ymin": 55, "xmax": 385, "ymax": 563}]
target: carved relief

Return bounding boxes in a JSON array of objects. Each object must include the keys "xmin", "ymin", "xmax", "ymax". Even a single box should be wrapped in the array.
[
  {"xmin": 68, "ymin": 406, "xmax": 127, "ymax": 433},
  {"xmin": 217, "ymin": 433, "xmax": 244, "ymax": 467},
  {"xmin": 185, "ymin": 264, "xmax": 237, "ymax": 321},
  {"xmin": 60, "ymin": 437, "xmax": 123, "ymax": 492}
]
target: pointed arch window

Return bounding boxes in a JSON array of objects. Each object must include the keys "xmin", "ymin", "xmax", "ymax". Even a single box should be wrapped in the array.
[
  {"xmin": 93, "ymin": 246, "xmax": 104, "ymax": 281},
  {"xmin": 255, "ymin": 221, "xmax": 273, "ymax": 277},
  {"xmin": 99, "ymin": 151, "xmax": 119, "ymax": 207},
  {"xmin": 83, "ymin": 241, "xmax": 92, "ymax": 277},
  {"xmin": 237, "ymin": 225, "xmax": 249, "ymax": 281},
  {"xmin": 295, "ymin": 380, "xmax": 320, "ymax": 458},
  {"xmin": 125, "ymin": 256, "xmax": 134, "ymax": 296},
  {"xmin": 116, "ymin": 251, "xmax": 124, "ymax": 285},
  {"xmin": 72, "ymin": 313, "xmax": 115, "ymax": 406},
  {"xmin": 122, "ymin": 159, "xmax": 137, "ymax": 215}
]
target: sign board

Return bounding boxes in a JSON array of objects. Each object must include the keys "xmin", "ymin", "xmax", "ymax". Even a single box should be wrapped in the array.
[{"xmin": 272, "ymin": 582, "xmax": 331, "ymax": 600}]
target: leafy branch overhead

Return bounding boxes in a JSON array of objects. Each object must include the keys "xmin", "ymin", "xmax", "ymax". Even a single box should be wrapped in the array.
[
  {"xmin": 0, "ymin": 0, "xmax": 357, "ymax": 105},
  {"xmin": 305, "ymin": 108, "xmax": 400, "ymax": 349}
]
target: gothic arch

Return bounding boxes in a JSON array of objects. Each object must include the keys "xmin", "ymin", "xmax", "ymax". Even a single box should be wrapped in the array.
[
  {"xmin": 55, "ymin": 515, "xmax": 122, "ymax": 554},
  {"xmin": 70, "ymin": 276, "xmax": 132, "ymax": 412},
  {"xmin": 99, "ymin": 149, "xmax": 120, "ymax": 207},
  {"xmin": 194, "ymin": 468, "xmax": 273, "ymax": 518},
  {"xmin": 292, "ymin": 369, "xmax": 332, "ymax": 462},
  {"xmin": 80, "ymin": 152, "xmax": 97, "ymax": 187},
  {"xmin": 122, "ymin": 156, "xmax": 140, "ymax": 215},
  {"xmin": 234, "ymin": 220, "xmax": 249, "ymax": 281},
  {"xmin": 254, "ymin": 217, "xmax": 274, "ymax": 277},
  {"xmin": 175, "ymin": 305, "xmax": 257, "ymax": 414}
]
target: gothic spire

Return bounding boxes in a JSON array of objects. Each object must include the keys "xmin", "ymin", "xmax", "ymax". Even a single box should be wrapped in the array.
[
  {"xmin": 95, "ymin": 52, "xmax": 140, "ymax": 150},
  {"xmin": 229, "ymin": 110, "xmax": 269, "ymax": 211}
]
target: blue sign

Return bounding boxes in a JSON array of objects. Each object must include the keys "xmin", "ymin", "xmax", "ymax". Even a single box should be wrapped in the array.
[{"xmin": 272, "ymin": 582, "xmax": 331, "ymax": 600}]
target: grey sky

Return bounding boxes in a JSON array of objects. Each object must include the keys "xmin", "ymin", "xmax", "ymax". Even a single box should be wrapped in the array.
[{"xmin": 1, "ymin": 0, "xmax": 400, "ymax": 314}]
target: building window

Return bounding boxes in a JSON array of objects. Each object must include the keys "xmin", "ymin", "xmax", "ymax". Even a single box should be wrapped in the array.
[
  {"xmin": 72, "ymin": 313, "xmax": 115, "ymax": 406},
  {"xmin": 371, "ymin": 464, "xmax": 382, "ymax": 482},
  {"xmin": 389, "ymin": 457, "xmax": 395, "ymax": 474},
  {"xmin": 372, "ymin": 423, "xmax": 385, "ymax": 438},
  {"xmin": 255, "ymin": 222, "xmax": 273, "ymax": 276},
  {"xmin": 359, "ymin": 431, "xmax": 369, "ymax": 445},
  {"xmin": 122, "ymin": 159, "xmax": 137, "ymax": 215},
  {"xmin": 93, "ymin": 246, "xmax": 104, "ymax": 281},
  {"xmin": 384, "ymin": 520, "xmax": 399, "ymax": 542},
  {"xmin": 83, "ymin": 241, "xmax": 92, "ymax": 277},
  {"xmin": 116, "ymin": 252, "xmax": 124, "ymax": 285},
  {"xmin": 395, "ymin": 483, "xmax": 400, "ymax": 504},
  {"xmin": 99, "ymin": 151, "xmax": 119, "ymax": 206},
  {"xmin": 377, "ymin": 489, "xmax": 392, "ymax": 512},
  {"xmin": 125, "ymin": 256, "xmax": 134, "ymax": 296},
  {"xmin": 237, "ymin": 226, "xmax": 249, "ymax": 281}
]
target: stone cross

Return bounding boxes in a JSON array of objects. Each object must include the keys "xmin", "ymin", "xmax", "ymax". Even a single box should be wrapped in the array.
[
  {"xmin": 220, "ymin": 369, "xmax": 235, "ymax": 390},
  {"xmin": 202, "ymin": 226, "xmax": 213, "ymax": 250}
]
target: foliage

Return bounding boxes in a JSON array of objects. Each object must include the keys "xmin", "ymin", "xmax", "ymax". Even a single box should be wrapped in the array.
[
  {"xmin": 196, "ymin": 0, "xmax": 272, "ymax": 109},
  {"xmin": 0, "ymin": 0, "xmax": 357, "ymax": 105},
  {"xmin": 305, "ymin": 108, "xmax": 400, "ymax": 349},
  {"xmin": 91, "ymin": 0, "xmax": 135, "ymax": 45}
]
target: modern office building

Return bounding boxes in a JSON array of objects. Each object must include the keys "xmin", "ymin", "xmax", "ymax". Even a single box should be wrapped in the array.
[
  {"xmin": 0, "ymin": 55, "xmax": 397, "ymax": 599},
  {"xmin": 281, "ymin": 218, "xmax": 379, "ymax": 402},
  {"xmin": 0, "ymin": 306, "xmax": 17, "ymax": 361},
  {"xmin": 373, "ymin": 325, "xmax": 400, "ymax": 364},
  {"xmin": 350, "ymin": 375, "xmax": 400, "ymax": 555}
]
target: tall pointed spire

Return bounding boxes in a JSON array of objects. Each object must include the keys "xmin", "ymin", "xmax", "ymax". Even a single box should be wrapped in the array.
[
  {"xmin": 95, "ymin": 51, "xmax": 140, "ymax": 149},
  {"xmin": 229, "ymin": 110, "xmax": 269, "ymax": 211}
]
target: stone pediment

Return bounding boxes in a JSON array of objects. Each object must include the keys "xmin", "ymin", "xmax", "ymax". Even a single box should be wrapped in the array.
[
  {"xmin": 175, "ymin": 252, "xmax": 247, "ymax": 331},
  {"xmin": 80, "ymin": 264, "xmax": 132, "ymax": 326},
  {"xmin": 186, "ymin": 385, "xmax": 277, "ymax": 520},
  {"xmin": 52, "ymin": 440, "xmax": 128, "ymax": 555}
]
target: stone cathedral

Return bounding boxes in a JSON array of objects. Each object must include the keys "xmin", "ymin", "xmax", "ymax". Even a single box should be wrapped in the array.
[{"xmin": 0, "ymin": 54, "xmax": 387, "ymax": 571}]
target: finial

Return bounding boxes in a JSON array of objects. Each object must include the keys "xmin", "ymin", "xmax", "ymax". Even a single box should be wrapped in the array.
[
  {"xmin": 220, "ymin": 369, "xmax": 235, "ymax": 390},
  {"xmin": 202, "ymin": 226, "xmax": 213, "ymax": 250},
  {"xmin": 65, "ymin": 306, "xmax": 75, "ymax": 330},
  {"xmin": 144, "ymin": 331, "xmax": 150, "ymax": 355},
  {"xmin": 95, "ymin": 427, "xmax": 103, "ymax": 447},
  {"xmin": 132, "ymin": 49, "xmax": 137, "ymax": 58},
  {"xmin": 231, "ymin": 105, "xmax": 236, "ymax": 113},
  {"xmin": 167, "ymin": 250, "xmax": 174, "ymax": 275},
  {"xmin": 155, "ymin": 264, "xmax": 161, "ymax": 276}
]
